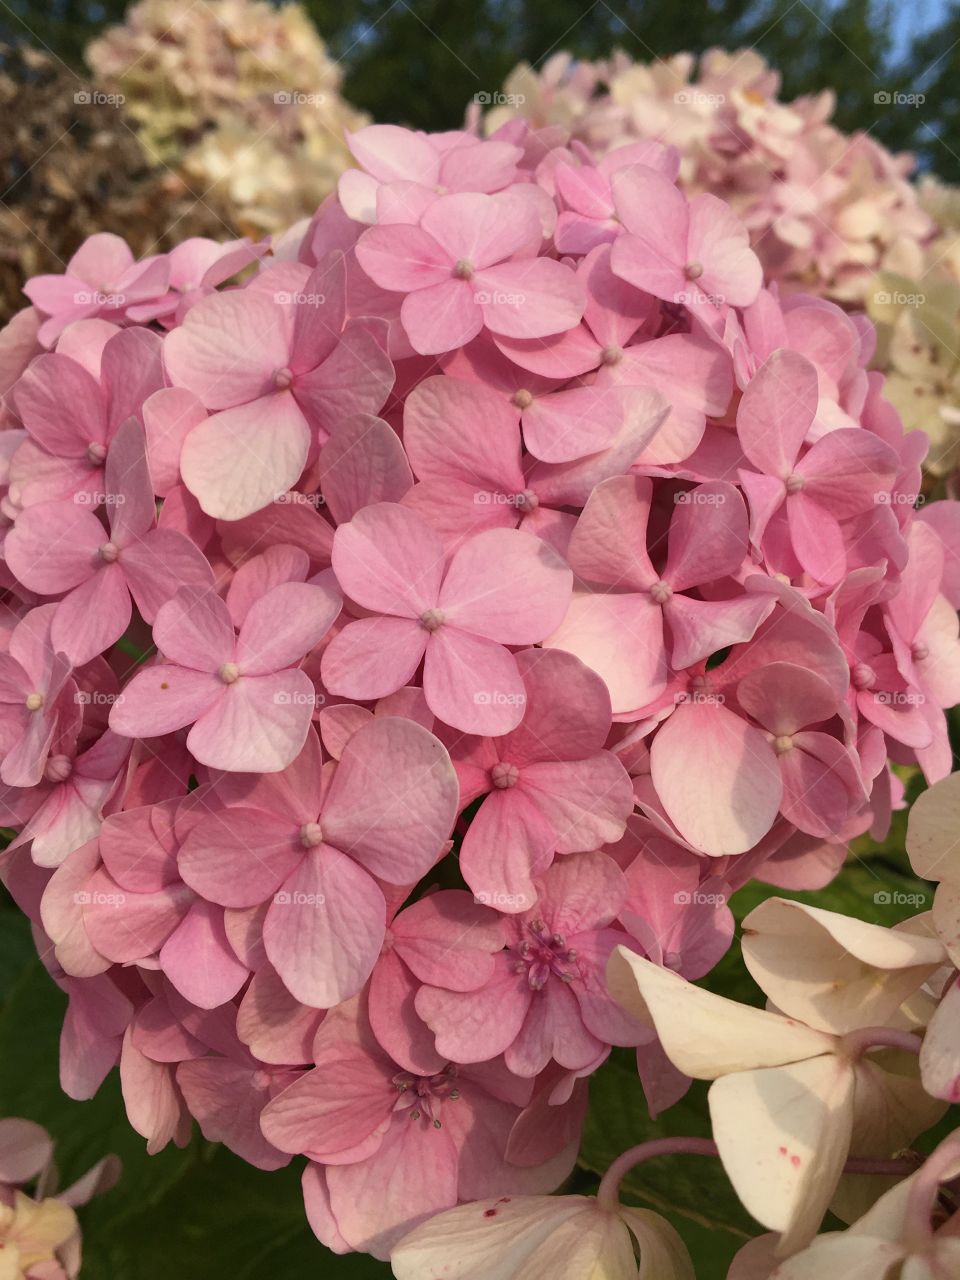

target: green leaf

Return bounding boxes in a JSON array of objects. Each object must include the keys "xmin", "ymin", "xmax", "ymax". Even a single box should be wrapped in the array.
[{"xmin": 0, "ymin": 947, "xmax": 390, "ymax": 1277}]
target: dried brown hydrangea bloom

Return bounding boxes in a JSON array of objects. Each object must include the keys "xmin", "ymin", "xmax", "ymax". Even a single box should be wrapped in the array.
[{"xmin": 0, "ymin": 41, "xmax": 233, "ymax": 325}]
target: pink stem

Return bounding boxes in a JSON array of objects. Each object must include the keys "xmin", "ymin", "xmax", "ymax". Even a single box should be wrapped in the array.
[
  {"xmin": 904, "ymin": 1132, "xmax": 960, "ymax": 1250},
  {"xmin": 596, "ymin": 1142, "xmax": 921, "ymax": 1214},
  {"xmin": 840, "ymin": 1026, "xmax": 922, "ymax": 1059},
  {"xmin": 596, "ymin": 1138, "xmax": 718, "ymax": 1212}
]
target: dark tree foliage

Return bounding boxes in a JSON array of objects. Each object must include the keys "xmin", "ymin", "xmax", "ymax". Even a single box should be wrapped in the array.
[{"xmin": 1, "ymin": 0, "xmax": 960, "ymax": 178}]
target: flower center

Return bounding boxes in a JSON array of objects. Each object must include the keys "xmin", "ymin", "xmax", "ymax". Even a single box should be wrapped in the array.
[
  {"xmin": 912, "ymin": 643, "xmax": 929, "ymax": 663},
  {"xmin": 392, "ymin": 1065, "xmax": 460, "ymax": 1128},
  {"xmin": 773, "ymin": 734, "xmax": 795, "ymax": 754},
  {"xmin": 25, "ymin": 691, "xmax": 44, "ymax": 712},
  {"xmin": 419, "ymin": 608, "xmax": 445, "ymax": 633},
  {"xmin": 300, "ymin": 821, "xmax": 323, "ymax": 848},
  {"xmin": 514, "ymin": 488, "xmax": 539, "ymax": 512},
  {"xmin": 649, "ymin": 580, "xmax": 672, "ymax": 605},
  {"xmin": 684, "ymin": 261, "xmax": 704, "ymax": 280},
  {"xmin": 44, "ymin": 754, "xmax": 72, "ymax": 783},
  {"xmin": 86, "ymin": 441, "xmax": 107, "ymax": 465},
  {"xmin": 852, "ymin": 662, "xmax": 877, "ymax": 690},
  {"xmin": 490, "ymin": 761, "xmax": 520, "ymax": 790},
  {"xmin": 513, "ymin": 919, "xmax": 580, "ymax": 990},
  {"xmin": 663, "ymin": 950, "xmax": 683, "ymax": 971},
  {"xmin": 273, "ymin": 366, "xmax": 294, "ymax": 390},
  {"xmin": 785, "ymin": 473, "xmax": 806, "ymax": 494},
  {"xmin": 511, "ymin": 388, "xmax": 534, "ymax": 410},
  {"xmin": 217, "ymin": 662, "xmax": 241, "ymax": 684},
  {"xmin": 453, "ymin": 259, "xmax": 474, "ymax": 280},
  {"xmin": 98, "ymin": 542, "xmax": 120, "ymax": 563},
  {"xmin": 601, "ymin": 344, "xmax": 623, "ymax": 365}
]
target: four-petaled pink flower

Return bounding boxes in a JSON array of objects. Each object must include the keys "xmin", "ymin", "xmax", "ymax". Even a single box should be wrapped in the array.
[
  {"xmin": 448, "ymin": 647, "xmax": 634, "ymax": 908},
  {"xmin": 355, "ymin": 191, "xmax": 585, "ymax": 355},
  {"xmin": 176, "ymin": 720, "xmax": 459, "ymax": 1007},
  {"xmin": 321, "ymin": 503, "xmax": 573, "ymax": 734},
  {"xmin": 109, "ymin": 579, "xmax": 340, "ymax": 772}
]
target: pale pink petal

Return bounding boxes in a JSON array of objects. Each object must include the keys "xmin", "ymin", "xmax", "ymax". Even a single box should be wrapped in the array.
[
  {"xmin": 236, "ymin": 582, "xmax": 340, "ymax": 674},
  {"xmin": 650, "ymin": 700, "xmax": 782, "ymax": 855},
  {"xmin": 163, "ymin": 289, "xmax": 290, "ymax": 408},
  {"xmin": 322, "ymin": 715, "xmax": 458, "ymax": 883},
  {"xmin": 424, "ymin": 628, "xmax": 526, "ymax": 734},
  {"xmin": 331, "ymin": 502, "xmax": 443, "ymax": 617},
  {"xmin": 263, "ymin": 846, "xmax": 386, "ymax": 1007},
  {"xmin": 318, "ymin": 414, "xmax": 412, "ymax": 525},
  {"xmin": 320, "ymin": 616, "xmax": 428, "ymax": 700},
  {"xmin": 439, "ymin": 528, "xmax": 572, "ymax": 643},
  {"xmin": 737, "ymin": 350, "xmax": 817, "ymax": 478},
  {"xmin": 186, "ymin": 670, "xmax": 317, "ymax": 773},
  {"xmin": 179, "ymin": 393, "xmax": 310, "ymax": 521},
  {"xmin": 544, "ymin": 591, "xmax": 667, "ymax": 715},
  {"xmin": 159, "ymin": 900, "xmax": 249, "ymax": 1009},
  {"xmin": 400, "ymin": 279, "xmax": 483, "ymax": 355}
]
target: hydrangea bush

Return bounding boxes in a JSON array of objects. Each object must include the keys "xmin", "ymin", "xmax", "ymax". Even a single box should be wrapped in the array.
[
  {"xmin": 1, "ymin": 116, "xmax": 960, "ymax": 1276},
  {"xmin": 475, "ymin": 49, "xmax": 960, "ymax": 489}
]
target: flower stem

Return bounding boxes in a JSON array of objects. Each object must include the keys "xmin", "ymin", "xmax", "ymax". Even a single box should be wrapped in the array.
[
  {"xmin": 840, "ymin": 1026, "xmax": 922, "ymax": 1059},
  {"xmin": 596, "ymin": 1138, "xmax": 719, "ymax": 1212},
  {"xmin": 597, "ymin": 1141, "xmax": 920, "ymax": 1213}
]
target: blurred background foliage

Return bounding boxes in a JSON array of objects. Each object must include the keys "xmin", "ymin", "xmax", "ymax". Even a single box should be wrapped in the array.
[{"xmin": 2, "ymin": 0, "xmax": 960, "ymax": 176}]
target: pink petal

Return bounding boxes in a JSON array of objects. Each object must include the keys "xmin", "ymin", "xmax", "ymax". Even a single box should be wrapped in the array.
[
  {"xmin": 664, "ymin": 482, "xmax": 748, "ymax": 590},
  {"xmin": 400, "ymin": 279, "xmax": 482, "ymax": 355},
  {"xmin": 687, "ymin": 193, "xmax": 762, "ymax": 306},
  {"xmin": 318, "ymin": 414, "xmax": 412, "ymax": 525},
  {"xmin": 5, "ymin": 502, "xmax": 104, "ymax": 594},
  {"xmin": 322, "ymin": 716, "xmax": 458, "ymax": 883},
  {"xmin": 544, "ymin": 591, "xmax": 666, "ymax": 715},
  {"xmin": 109, "ymin": 664, "xmax": 220, "ymax": 738},
  {"xmin": 331, "ymin": 502, "xmax": 443, "ymax": 617},
  {"xmin": 505, "ymin": 646, "xmax": 613, "ymax": 765},
  {"xmin": 178, "ymin": 807, "xmax": 302, "ymax": 907},
  {"xmin": 142, "ymin": 387, "xmax": 206, "ymax": 496},
  {"xmin": 293, "ymin": 321, "xmax": 394, "ymax": 437},
  {"xmin": 459, "ymin": 787, "xmax": 556, "ymax": 912},
  {"xmin": 187, "ymin": 670, "xmax": 317, "ymax": 773},
  {"xmin": 737, "ymin": 350, "xmax": 818, "ymax": 478},
  {"xmin": 439, "ymin": 528, "xmax": 572, "ymax": 643},
  {"xmin": 51, "ymin": 565, "xmax": 131, "ymax": 666},
  {"xmin": 179, "ymin": 393, "xmax": 310, "ymax": 520},
  {"xmin": 521, "ymin": 753, "xmax": 634, "ymax": 853},
  {"xmin": 424, "ymin": 628, "xmax": 526, "ymax": 734},
  {"xmin": 160, "ymin": 900, "xmax": 248, "ymax": 1009},
  {"xmin": 477, "ymin": 257, "xmax": 584, "ymax": 340},
  {"xmin": 321, "ymin": 616, "xmax": 428, "ymax": 700},
  {"xmin": 650, "ymin": 700, "xmax": 783, "ymax": 855},
  {"xmin": 236, "ymin": 582, "xmax": 340, "ymax": 674},
  {"xmin": 163, "ymin": 289, "xmax": 291, "ymax": 408},
  {"xmin": 263, "ymin": 846, "xmax": 386, "ymax": 1007},
  {"xmin": 354, "ymin": 224, "xmax": 450, "ymax": 291},
  {"xmin": 565, "ymin": 474, "xmax": 656, "ymax": 590}
]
